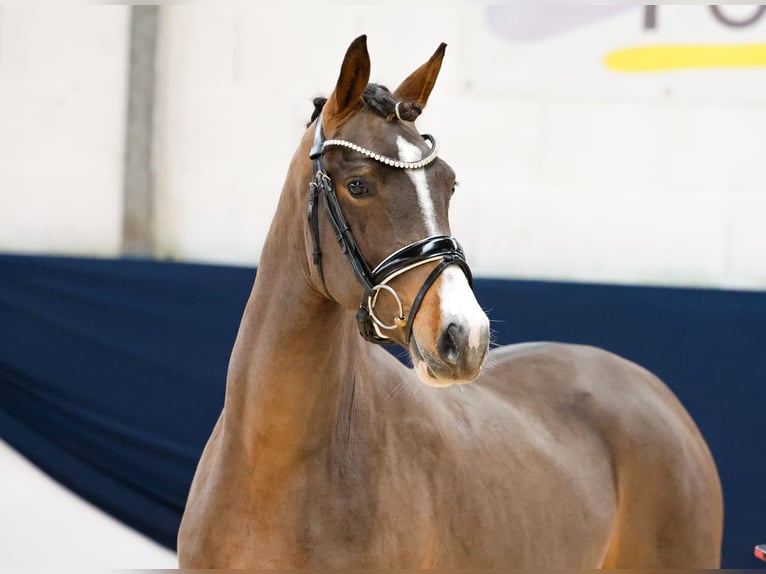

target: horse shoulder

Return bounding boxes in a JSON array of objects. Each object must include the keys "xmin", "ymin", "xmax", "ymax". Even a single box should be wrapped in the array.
[
  {"xmin": 178, "ymin": 414, "xmax": 267, "ymax": 568},
  {"xmin": 177, "ymin": 414, "xmax": 228, "ymax": 567}
]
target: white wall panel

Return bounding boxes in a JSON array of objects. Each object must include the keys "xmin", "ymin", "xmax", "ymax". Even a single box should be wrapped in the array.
[
  {"xmin": 541, "ymin": 100, "xmax": 674, "ymax": 188},
  {"xmin": 475, "ymin": 185, "xmax": 730, "ymax": 286},
  {"xmin": 727, "ymin": 193, "xmax": 766, "ymax": 288},
  {"xmin": 670, "ymin": 104, "xmax": 766, "ymax": 191},
  {"xmin": 1, "ymin": 4, "xmax": 764, "ymax": 289},
  {"xmin": 0, "ymin": 5, "xmax": 128, "ymax": 256}
]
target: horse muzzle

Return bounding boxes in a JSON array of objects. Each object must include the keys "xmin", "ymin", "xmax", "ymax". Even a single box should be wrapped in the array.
[{"xmin": 408, "ymin": 266, "xmax": 490, "ymax": 387}]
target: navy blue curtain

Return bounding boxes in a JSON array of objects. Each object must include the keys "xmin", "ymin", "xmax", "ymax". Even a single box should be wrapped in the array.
[{"xmin": 1, "ymin": 254, "xmax": 764, "ymax": 567}]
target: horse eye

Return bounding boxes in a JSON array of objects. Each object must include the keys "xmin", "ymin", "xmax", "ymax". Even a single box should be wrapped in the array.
[
  {"xmin": 451, "ymin": 181, "xmax": 460, "ymax": 196},
  {"xmin": 347, "ymin": 179, "xmax": 368, "ymax": 197}
]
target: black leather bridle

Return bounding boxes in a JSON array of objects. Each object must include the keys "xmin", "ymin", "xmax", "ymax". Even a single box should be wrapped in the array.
[{"xmin": 307, "ymin": 112, "xmax": 473, "ymax": 345}]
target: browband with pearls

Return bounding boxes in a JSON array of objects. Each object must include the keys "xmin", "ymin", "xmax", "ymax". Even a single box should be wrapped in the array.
[{"xmin": 322, "ymin": 134, "xmax": 439, "ymax": 170}]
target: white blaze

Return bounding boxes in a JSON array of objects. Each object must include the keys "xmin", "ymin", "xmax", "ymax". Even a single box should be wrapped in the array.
[
  {"xmin": 438, "ymin": 266, "xmax": 488, "ymax": 351},
  {"xmin": 395, "ymin": 135, "xmax": 487, "ymax": 353},
  {"xmin": 396, "ymin": 136, "xmax": 438, "ymax": 236}
]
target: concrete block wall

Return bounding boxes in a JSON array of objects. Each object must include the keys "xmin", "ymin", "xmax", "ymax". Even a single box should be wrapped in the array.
[{"xmin": 1, "ymin": 4, "xmax": 764, "ymax": 289}]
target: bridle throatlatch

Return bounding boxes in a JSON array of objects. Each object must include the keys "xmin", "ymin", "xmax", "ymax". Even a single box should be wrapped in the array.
[{"xmin": 308, "ymin": 112, "xmax": 473, "ymax": 345}]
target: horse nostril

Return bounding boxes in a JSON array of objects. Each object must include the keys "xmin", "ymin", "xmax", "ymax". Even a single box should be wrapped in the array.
[{"xmin": 438, "ymin": 322, "xmax": 462, "ymax": 366}]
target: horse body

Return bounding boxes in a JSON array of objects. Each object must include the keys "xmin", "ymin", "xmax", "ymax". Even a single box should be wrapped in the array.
[{"xmin": 177, "ymin": 36, "xmax": 722, "ymax": 568}]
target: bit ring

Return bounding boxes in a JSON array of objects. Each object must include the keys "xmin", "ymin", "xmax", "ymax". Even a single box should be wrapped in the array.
[{"xmin": 368, "ymin": 284, "xmax": 406, "ymax": 330}]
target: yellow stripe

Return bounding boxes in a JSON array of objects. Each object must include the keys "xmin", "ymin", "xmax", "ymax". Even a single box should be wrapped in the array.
[{"xmin": 605, "ymin": 44, "xmax": 766, "ymax": 72}]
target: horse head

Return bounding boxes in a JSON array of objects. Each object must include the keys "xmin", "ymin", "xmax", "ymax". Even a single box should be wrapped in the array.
[{"xmin": 305, "ymin": 35, "xmax": 489, "ymax": 387}]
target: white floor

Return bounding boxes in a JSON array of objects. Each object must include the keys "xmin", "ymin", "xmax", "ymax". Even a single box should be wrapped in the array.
[{"xmin": 0, "ymin": 439, "xmax": 178, "ymax": 569}]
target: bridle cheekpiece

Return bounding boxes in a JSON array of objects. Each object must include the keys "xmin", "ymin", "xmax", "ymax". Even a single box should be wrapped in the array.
[{"xmin": 307, "ymin": 112, "xmax": 473, "ymax": 345}]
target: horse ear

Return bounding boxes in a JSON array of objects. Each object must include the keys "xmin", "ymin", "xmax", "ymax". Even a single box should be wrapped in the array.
[
  {"xmin": 394, "ymin": 43, "xmax": 447, "ymax": 110},
  {"xmin": 323, "ymin": 35, "xmax": 371, "ymax": 130}
]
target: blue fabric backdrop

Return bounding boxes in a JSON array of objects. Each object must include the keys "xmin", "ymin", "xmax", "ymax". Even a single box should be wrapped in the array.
[{"xmin": 0, "ymin": 254, "xmax": 763, "ymax": 567}]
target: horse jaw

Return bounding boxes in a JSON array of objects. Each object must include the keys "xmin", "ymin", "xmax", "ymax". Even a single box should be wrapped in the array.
[{"xmin": 409, "ymin": 266, "xmax": 490, "ymax": 388}]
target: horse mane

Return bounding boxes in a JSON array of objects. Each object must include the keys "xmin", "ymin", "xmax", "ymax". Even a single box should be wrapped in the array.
[{"xmin": 307, "ymin": 83, "xmax": 422, "ymax": 127}]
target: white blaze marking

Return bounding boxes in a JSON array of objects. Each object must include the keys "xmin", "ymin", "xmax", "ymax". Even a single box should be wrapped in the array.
[
  {"xmin": 396, "ymin": 136, "xmax": 438, "ymax": 236},
  {"xmin": 438, "ymin": 266, "xmax": 488, "ymax": 350},
  {"xmin": 395, "ymin": 136, "xmax": 487, "ymax": 352}
]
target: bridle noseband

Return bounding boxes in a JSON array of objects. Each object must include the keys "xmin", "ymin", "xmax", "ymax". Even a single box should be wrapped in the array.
[{"xmin": 307, "ymin": 112, "xmax": 473, "ymax": 345}]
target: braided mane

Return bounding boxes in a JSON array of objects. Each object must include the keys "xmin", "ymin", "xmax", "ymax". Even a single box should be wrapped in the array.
[{"xmin": 308, "ymin": 84, "xmax": 422, "ymax": 127}]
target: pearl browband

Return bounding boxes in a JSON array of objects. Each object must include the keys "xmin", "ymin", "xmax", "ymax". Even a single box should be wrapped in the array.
[{"xmin": 323, "ymin": 134, "xmax": 439, "ymax": 170}]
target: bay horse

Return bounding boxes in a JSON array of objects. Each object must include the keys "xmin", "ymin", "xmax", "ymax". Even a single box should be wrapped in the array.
[{"xmin": 177, "ymin": 36, "xmax": 723, "ymax": 568}]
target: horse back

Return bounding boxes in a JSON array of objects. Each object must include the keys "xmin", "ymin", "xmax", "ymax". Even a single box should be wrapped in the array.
[{"xmin": 481, "ymin": 342, "xmax": 723, "ymax": 567}]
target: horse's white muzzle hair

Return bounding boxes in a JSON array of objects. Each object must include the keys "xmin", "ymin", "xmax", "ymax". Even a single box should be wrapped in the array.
[{"xmin": 410, "ymin": 266, "xmax": 490, "ymax": 387}]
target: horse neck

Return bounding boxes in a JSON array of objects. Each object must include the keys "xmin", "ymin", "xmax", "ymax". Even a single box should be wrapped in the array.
[{"xmin": 221, "ymin": 135, "xmax": 370, "ymax": 461}]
